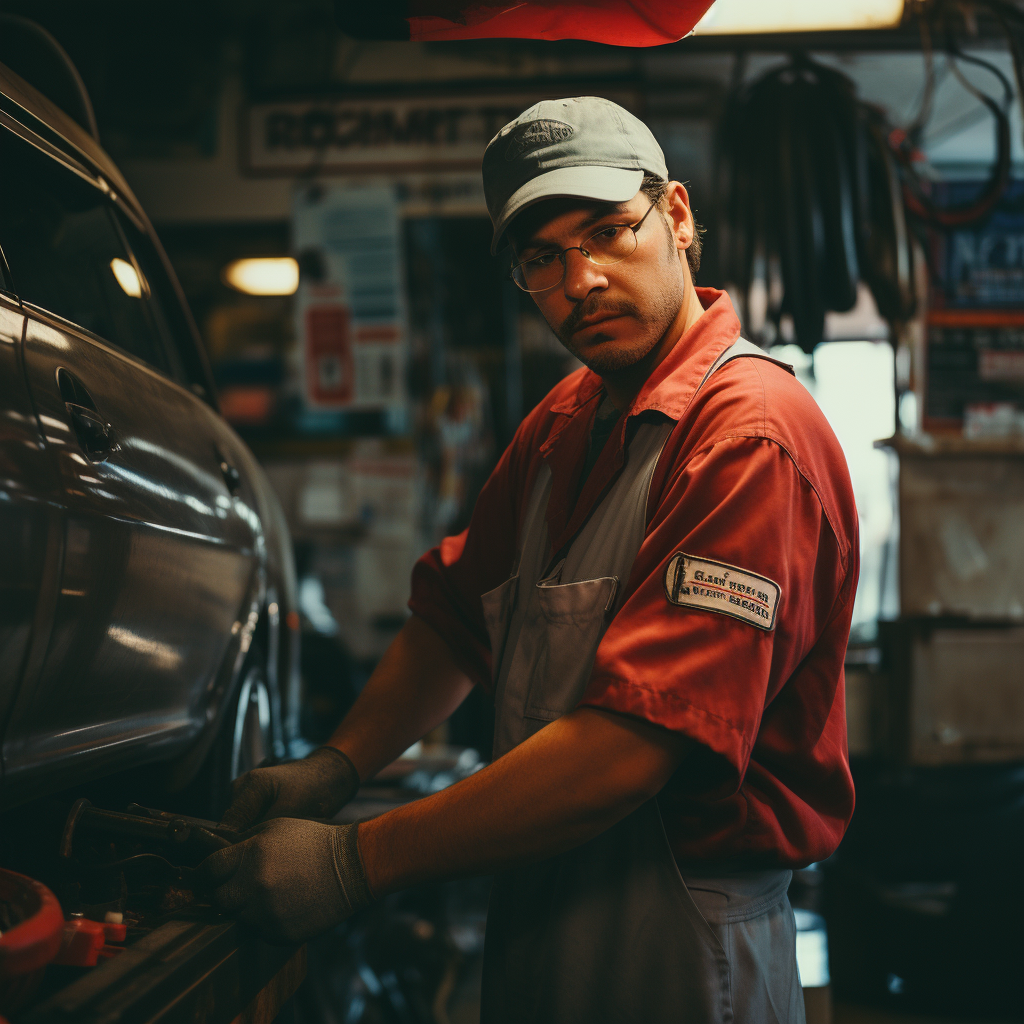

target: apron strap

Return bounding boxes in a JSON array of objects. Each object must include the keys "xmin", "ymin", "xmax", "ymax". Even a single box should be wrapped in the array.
[{"xmin": 697, "ymin": 337, "xmax": 795, "ymax": 393}]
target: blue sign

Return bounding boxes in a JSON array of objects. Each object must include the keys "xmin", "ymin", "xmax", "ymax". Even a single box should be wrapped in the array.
[{"xmin": 934, "ymin": 180, "xmax": 1024, "ymax": 308}]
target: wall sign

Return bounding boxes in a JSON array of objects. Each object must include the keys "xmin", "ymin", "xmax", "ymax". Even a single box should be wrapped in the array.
[
  {"xmin": 924, "ymin": 309, "xmax": 1024, "ymax": 430},
  {"xmin": 925, "ymin": 181, "xmax": 1024, "ymax": 432},
  {"xmin": 930, "ymin": 180, "xmax": 1024, "ymax": 310},
  {"xmin": 245, "ymin": 91, "xmax": 640, "ymax": 175}
]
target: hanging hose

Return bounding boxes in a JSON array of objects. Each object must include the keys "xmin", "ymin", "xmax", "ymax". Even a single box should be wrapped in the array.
[
  {"xmin": 718, "ymin": 0, "xmax": 1024, "ymax": 351},
  {"xmin": 717, "ymin": 56, "xmax": 915, "ymax": 351},
  {"xmin": 897, "ymin": 31, "xmax": 1013, "ymax": 227}
]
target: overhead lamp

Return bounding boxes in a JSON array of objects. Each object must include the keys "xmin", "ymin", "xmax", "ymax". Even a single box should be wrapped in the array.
[
  {"xmin": 693, "ymin": 0, "xmax": 905, "ymax": 34},
  {"xmin": 110, "ymin": 257, "xmax": 142, "ymax": 298},
  {"xmin": 223, "ymin": 257, "xmax": 299, "ymax": 296}
]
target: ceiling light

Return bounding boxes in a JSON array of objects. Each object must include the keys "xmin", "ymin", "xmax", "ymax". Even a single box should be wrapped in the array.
[
  {"xmin": 693, "ymin": 0, "xmax": 905, "ymax": 34},
  {"xmin": 223, "ymin": 257, "xmax": 299, "ymax": 296},
  {"xmin": 110, "ymin": 257, "xmax": 142, "ymax": 298}
]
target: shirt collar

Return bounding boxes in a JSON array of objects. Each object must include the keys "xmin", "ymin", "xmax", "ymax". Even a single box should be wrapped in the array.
[
  {"xmin": 536, "ymin": 288, "xmax": 742, "ymax": 555},
  {"xmin": 547, "ymin": 287, "xmax": 742, "ymax": 425}
]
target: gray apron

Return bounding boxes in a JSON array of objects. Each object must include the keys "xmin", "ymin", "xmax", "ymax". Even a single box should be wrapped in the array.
[{"xmin": 479, "ymin": 340, "xmax": 806, "ymax": 1024}]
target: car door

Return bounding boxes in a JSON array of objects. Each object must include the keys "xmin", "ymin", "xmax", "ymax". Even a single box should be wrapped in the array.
[
  {"xmin": 0, "ymin": 120, "xmax": 262, "ymax": 800},
  {"xmin": 0, "ymin": 263, "xmax": 66, "ymax": 798}
]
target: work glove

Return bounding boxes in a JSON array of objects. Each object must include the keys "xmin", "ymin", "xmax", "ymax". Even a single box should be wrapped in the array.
[
  {"xmin": 199, "ymin": 817, "xmax": 375, "ymax": 944},
  {"xmin": 219, "ymin": 746, "xmax": 360, "ymax": 834}
]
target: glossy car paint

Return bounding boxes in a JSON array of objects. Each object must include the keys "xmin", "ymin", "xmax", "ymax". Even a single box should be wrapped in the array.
[
  {"xmin": 0, "ymin": 62, "xmax": 298, "ymax": 808},
  {"xmin": 0, "ymin": 296, "xmax": 60, "ymax": 763}
]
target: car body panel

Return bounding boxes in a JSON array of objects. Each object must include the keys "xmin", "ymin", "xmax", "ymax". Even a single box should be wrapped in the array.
[
  {"xmin": 3, "ymin": 311, "xmax": 261, "ymax": 799},
  {"xmin": 0, "ymin": 59, "xmax": 299, "ymax": 809},
  {"xmin": 0, "ymin": 295, "xmax": 57, "ymax": 770}
]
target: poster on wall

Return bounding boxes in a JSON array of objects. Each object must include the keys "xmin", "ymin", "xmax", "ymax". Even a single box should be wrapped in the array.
[
  {"xmin": 924, "ymin": 181, "xmax": 1024, "ymax": 435},
  {"xmin": 292, "ymin": 183, "xmax": 407, "ymax": 414},
  {"xmin": 924, "ymin": 309, "xmax": 1024, "ymax": 433},
  {"xmin": 929, "ymin": 180, "xmax": 1024, "ymax": 310}
]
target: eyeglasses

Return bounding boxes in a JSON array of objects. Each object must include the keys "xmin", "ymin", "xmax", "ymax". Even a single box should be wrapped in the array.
[{"xmin": 510, "ymin": 200, "xmax": 659, "ymax": 294}]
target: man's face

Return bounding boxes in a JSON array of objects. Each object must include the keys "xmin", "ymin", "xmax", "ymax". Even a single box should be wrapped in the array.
[{"xmin": 510, "ymin": 190, "xmax": 688, "ymax": 375}]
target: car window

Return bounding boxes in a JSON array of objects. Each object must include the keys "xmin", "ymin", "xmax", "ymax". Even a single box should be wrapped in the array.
[
  {"xmin": 0, "ymin": 126, "xmax": 169, "ymax": 372},
  {"xmin": 113, "ymin": 209, "xmax": 213, "ymax": 398}
]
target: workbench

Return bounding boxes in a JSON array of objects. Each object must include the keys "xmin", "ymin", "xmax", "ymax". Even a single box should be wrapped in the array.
[{"xmin": 20, "ymin": 913, "xmax": 304, "ymax": 1024}]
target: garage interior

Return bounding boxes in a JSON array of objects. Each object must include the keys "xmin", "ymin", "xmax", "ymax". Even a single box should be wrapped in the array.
[{"xmin": 1, "ymin": 1, "xmax": 1024, "ymax": 1022}]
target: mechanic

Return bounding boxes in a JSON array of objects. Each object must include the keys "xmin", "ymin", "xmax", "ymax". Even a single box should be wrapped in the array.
[{"xmin": 202, "ymin": 97, "xmax": 858, "ymax": 1023}]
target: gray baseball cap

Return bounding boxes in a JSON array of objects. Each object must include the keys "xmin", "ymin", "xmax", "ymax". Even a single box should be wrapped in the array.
[{"xmin": 483, "ymin": 96, "xmax": 669, "ymax": 255}]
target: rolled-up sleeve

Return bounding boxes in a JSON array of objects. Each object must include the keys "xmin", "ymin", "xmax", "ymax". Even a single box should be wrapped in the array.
[{"xmin": 580, "ymin": 434, "xmax": 849, "ymax": 785}]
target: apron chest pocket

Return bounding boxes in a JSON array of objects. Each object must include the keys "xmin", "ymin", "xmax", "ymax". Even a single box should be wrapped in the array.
[
  {"xmin": 520, "ymin": 575, "xmax": 618, "ymax": 721},
  {"xmin": 481, "ymin": 574, "xmax": 519, "ymax": 681}
]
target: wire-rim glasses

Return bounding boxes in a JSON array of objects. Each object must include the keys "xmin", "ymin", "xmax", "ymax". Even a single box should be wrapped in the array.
[{"xmin": 510, "ymin": 200, "xmax": 659, "ymax": 294}]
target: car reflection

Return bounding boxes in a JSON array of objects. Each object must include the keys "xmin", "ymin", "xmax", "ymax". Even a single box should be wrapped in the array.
[{"xmin": 106, "ymin": 624, "xmax": 183, "ymax": 670}]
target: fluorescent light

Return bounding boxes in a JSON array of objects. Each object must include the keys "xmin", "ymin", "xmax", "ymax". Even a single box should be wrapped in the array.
[
  {"xmin": 694, "ymin": 0, "xmax": 904, "ymax": 34},
  {"xmin": 223, "ymin": 257, "xmax": 299, "ymax": 296},
  {"xmin": 110, "ymin": 257, "xmax": 142, "ymax": 298}
]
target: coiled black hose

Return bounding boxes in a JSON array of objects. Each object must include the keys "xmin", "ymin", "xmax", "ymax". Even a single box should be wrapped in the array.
[{"xmin": 718, "ymin": 3, "xmax": 1023, "ymax": 351}]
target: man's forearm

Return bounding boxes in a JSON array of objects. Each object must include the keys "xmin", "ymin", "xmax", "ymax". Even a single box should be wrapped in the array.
[
  {"xmin": 326, "ymin": 615, "xmax": 475, "ymax": 782},
  {"xmin": 358, "ymin": 707, "xmax": 688, "ymax": 895}
]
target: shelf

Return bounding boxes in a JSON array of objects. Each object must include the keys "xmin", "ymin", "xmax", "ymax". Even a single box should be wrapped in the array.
[{"xmin": 876, "ymin": 434, "xmax": 1024, "ymax": 457}]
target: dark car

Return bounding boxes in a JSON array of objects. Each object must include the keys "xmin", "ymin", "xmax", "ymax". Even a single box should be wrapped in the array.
[{"xmin": 0, "ymin": 58, "xmax": 299, "ymax": 813}]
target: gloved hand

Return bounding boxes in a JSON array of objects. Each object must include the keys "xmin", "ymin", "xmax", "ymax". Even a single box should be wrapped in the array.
[
  {"xmin": 219, "ymin": 746, "xmax": 360, "ymax": 833},
  {"xmin": 199, "ymin": 817, "xmax": 374, "ymax": 944}
]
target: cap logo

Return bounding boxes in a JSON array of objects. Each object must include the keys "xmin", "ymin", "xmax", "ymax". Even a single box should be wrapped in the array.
[{"xmin": 504, "ymin": 120, "xmax": 574, "ymax": 161}]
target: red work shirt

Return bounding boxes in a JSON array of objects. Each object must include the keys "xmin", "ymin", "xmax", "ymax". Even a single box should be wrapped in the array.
[{"xmin": 409, "ymin": 288, "xmax": 858, "ymax": 868}]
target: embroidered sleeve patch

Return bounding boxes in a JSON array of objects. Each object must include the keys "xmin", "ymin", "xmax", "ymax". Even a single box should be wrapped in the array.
[{"xmin": 664, "ymin": 553, "xmax": 780, "ymax": 631}]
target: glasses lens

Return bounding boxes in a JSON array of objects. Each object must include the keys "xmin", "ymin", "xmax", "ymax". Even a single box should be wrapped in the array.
[
  {"xmin": 582, "ymin": 225, "xmax": 637, "ymax": 265},
  {"xmin": 514, "ymin": 254, "xmax": 563, "ymax": 292}
]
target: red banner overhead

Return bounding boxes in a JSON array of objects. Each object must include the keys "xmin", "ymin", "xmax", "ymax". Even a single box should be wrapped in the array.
[{"xmin": 340, "ymin": 1, "xmax": 715, "ymax": 45}]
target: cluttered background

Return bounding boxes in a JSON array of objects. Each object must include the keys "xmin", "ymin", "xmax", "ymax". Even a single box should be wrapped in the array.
[{"xmin": 3, "ymin": 1, "xmax": 1024, "ymax": 1021}]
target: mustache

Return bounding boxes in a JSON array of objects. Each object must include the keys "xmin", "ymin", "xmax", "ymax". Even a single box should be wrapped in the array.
[{"xmin": 560, "ymin": 298, "xmax": 641, "ymax": 339}]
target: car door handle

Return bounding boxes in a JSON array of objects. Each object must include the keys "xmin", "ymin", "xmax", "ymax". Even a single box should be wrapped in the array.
[
  {"xmin": 56, "ymin": 368, "xmax": 116, "ymax": 459},
  {"xmin": 67, "ymin": 402, "xmax": 114, "ymax": 456},
  {"xmin": 220, "ymin": 458, "xmax": 241, "ymax": 494}
]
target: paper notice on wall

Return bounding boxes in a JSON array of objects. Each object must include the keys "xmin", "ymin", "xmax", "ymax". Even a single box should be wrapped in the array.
[
  {"xmin": 299, "ymin": 462, "xmax": 355, "ymax": 527},
  {"xmin": 349, "ymin": 446, "xmax": 418, "ymax": 544},
  {"xmin": 293, "ymin": 183, "xmax": 407, "ymax": 412}
]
